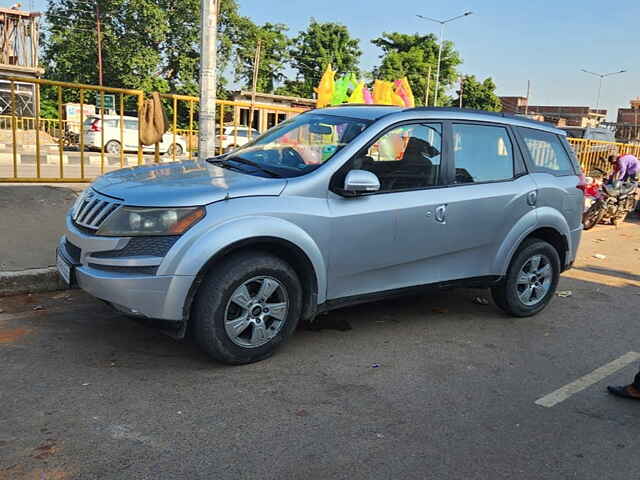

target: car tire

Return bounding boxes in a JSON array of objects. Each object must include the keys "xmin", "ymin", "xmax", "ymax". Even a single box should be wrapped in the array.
[
  {"xmin": 192, "ymin": 251, "xmax": 302, "ymax": 364},
  {"xmin": 167, "ymin": 143, "xmax": 184, "ymax": 156},
  {"xmin": 105, "ymin": 140, "xmax": 121, "ymax": 155},
  {"xmin": 491, "ymin": 238, "xmax": 561, "ymax": 317}
]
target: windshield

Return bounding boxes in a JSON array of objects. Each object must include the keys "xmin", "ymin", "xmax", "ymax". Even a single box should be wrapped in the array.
[{"xmin": 219, "ymin": 113, "xmax": 371, "ymax": 178}]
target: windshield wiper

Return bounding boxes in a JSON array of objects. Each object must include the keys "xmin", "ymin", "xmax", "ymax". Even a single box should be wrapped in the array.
[
  {"xmin": 224, "ymin": 156, "xmax": 283, "ymax": 178},
  {"xmin": 207, "ymin": 158, "xmax": 246, "ymax": 173}
]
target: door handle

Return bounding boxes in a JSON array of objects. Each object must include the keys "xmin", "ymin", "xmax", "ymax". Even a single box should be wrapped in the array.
[{"xmin": 435, "ymin": 204, "xmax": 447, "ymax": 223}]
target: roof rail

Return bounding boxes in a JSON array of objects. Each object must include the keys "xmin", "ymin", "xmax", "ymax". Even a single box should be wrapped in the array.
[{"xmin": 405, "ymin": 106, "xmax": 552, "ymax": 127}]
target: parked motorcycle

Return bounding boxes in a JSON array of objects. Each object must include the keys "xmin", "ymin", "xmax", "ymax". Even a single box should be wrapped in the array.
[{"xmin": 582, "ymin": 169, "xmax": 638, "ymax": 230}]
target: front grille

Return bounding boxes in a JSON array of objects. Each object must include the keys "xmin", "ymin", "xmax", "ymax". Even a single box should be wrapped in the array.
[
  {"xmin": 88, "ymin": 264, "xmax": 158, "ymax": 275},
  {"xmin": 92, "ymin": 236, "xmax": 179, "ymax": 258},
  {"xmin": 64, "ymin": 239, "xmax": 81, "ymax": 264},
  {"xmin": 73, "ymin": 189, "xmax": 122, "ymax": 230}
]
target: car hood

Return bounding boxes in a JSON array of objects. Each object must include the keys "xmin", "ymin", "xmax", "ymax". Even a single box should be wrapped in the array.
[{"xmin": 90, "ymin": 160, "xmax": 287, "ymax": 207}]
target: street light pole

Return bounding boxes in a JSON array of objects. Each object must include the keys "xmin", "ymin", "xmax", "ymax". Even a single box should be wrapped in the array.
[
  {"xmin": 199, "ymin": 0, "xmax": 218, "ymax": 159},
  {"xmin": 417, "ymin": 11, "xmax": 473, "ymax": 107},
  {"xmin": 581, "ymin": 69, "xmax": 626, "ymax": 114}
]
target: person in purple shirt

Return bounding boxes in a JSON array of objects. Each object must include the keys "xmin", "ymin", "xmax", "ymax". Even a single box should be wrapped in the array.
[{"xmin": 607, "ymin": 154, "xmax": 639, "ymax": 182}]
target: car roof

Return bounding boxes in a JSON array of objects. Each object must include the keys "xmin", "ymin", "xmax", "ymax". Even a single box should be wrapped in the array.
[{"xmin": 315, "ymin": 105, "xmax": 564, "ymax": 135}]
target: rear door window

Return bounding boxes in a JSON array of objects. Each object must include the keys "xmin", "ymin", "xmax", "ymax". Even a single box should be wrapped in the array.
[
  {"xmin": 451, "ymin": 123, "xmax": 514, "ymax": 184},
  {"xmin": 518, "ymin": 127, "xmax": 575, "ymax": 175},
  {"xmin": 124, "ymin": 120, "xmax": 138, "ymax": 130}
]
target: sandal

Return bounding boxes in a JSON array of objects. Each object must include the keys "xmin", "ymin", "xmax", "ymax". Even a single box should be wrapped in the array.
[{"xmin": 607, "ymin": 385, "xmax": 640, "ymax": 401}]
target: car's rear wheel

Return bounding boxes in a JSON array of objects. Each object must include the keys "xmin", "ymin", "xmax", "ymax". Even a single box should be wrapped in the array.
[
  {"xmin": 491, "ymin": 238, "xmax": 560, "ymax": 317},
  {"xmin": 105, "ymin": 140, "xmax": 121, "ymax": 155},
  {"xmin": 193, "ymin": 251, "xmax": 302, "ymax": 364},
  {"xmin": 168, "ymin": 143, "xmax": 184, "ymax": 156}
]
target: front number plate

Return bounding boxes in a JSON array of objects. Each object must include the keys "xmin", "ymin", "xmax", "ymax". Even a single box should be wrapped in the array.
[{"xmin": 56, "ymin": 251, "xmax": 73, "ymax": 285}]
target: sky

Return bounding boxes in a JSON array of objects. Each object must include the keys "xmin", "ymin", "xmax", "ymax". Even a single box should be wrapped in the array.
[{"xmin": 26, "ymin": 0, "xmax": 640, "ymax": 120}]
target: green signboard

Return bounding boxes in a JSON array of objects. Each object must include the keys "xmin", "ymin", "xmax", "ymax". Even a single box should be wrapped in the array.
[{"xmin": 94, "ymin": 93, "xmax": 116, "ymax": 111}]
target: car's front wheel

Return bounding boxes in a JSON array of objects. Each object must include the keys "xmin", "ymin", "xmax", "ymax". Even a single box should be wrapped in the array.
[
  {"xmin": 491, "ymin": 239, "xmax": 560, "ymax": 317},
  {"xmin": 193, "ymin": 251, "xmax": 302, "ymax": 364}
]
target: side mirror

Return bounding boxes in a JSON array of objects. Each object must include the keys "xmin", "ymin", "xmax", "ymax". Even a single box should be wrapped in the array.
[{"xmin": 344, "ymin": 169, "xmax": 380, "ymax": 195}]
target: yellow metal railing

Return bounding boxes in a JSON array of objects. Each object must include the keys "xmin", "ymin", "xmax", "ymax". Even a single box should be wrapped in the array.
[
  {"xmin": 157, "ymin": 93, "xmax": 306, "ymax": 163},
  {"xmin": 567, "ymin": 138, "xmax": 640, "ymax": 175},
  {"xmin": 1, "ymin": 78, "xmax": 309, "ymax": 183}
]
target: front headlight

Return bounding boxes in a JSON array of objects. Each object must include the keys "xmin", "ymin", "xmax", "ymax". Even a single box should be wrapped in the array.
[{"xmin": 97, "ymin": 206, "xmax": 205, "ymax": 236}]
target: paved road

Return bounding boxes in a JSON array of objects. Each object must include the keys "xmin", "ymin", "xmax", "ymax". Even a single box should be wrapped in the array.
[{"xmin": 1, "ymin": 221, "xmax": 640, "ymax": 480}]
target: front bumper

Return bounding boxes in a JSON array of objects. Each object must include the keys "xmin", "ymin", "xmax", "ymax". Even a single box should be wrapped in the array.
[
  {"xmin": 75, "ymin": 265, "xmax": 193, "ymax": 320},
  {"xmin": 60, "ymin": 216, "xmax": 194, "ymax": 321}
]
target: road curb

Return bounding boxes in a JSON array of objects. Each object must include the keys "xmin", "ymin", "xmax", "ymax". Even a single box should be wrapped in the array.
[{"xmin": 0, "ymin": 267, "xmax": 68, "ymax": 297}]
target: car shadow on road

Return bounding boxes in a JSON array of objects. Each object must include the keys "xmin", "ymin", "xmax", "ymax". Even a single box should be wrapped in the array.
[
  {"xmin": 5, "ymin": 268, "xmax": 639, "ymax": 371},
  {"xmin": 574, "ymin": 265, "xmax": 640, "ymax": 282}
]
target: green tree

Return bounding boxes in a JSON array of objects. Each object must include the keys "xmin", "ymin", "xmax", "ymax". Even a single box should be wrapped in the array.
[
  {"xmin": 454, "ymin": 75, "xmax": 502, "ymax": 111},
  {"xmin": 42, "ymin": 0, "xmax": 247, "ymax": 96},
  {"xmin": 235, "ymin": 22, "xmax": 290, "ymax": 93},
  {"xmin": 284, "ymin": 19, "xmax": 362, "ymax": 98},
  {"xmin": 371, "ymin": 32, "xmax": 462, "ymax": 106}
]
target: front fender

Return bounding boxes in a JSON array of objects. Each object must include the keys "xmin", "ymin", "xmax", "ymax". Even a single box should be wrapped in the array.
[
  {"xmin": 493, "ymin": 207, "xmax": 571, "ymax": 274},
  {"xmin": 159, "ymin": 215, "xmax": 328, "ymax": 303}
]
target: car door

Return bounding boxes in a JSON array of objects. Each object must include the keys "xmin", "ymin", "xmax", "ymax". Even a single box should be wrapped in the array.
[
  {"xmin": 326, "ymin": 122, "xmax": 449, "ymax": 300},
  {"xmin": 435, "ymin": 121, "xmax": 537, "ymax": 281},
  {"xmin": 516, "ymin": 127, "xmax": 582, "ymax": 232}
]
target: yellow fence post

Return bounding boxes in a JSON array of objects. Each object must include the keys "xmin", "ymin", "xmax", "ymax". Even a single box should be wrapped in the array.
[
  {"xmin": 57, "ymin": 86, "xmax": 64, "ymax": 179},
  {"xmin": 10, "ymin": 81, "xmax": 17, "ymax": 179},
  {"xmin": 34, "ymin": 83, "xmax": 41, "ymax": 179},
  {"xmin": 79, "ymin": 89, "xmax": 85, "ymax": 179},
  {"xmin": 119, "ymin": 94, "xmax": 125, "ymax": 169},
  {"xmin": 172, "ymin": 95, "xmax": 178, "ymax": 162},
  {"xmin": 99, "ymin": 90, "xmax": 105, "ymax": 174},
  {"xmin": 188, "ymin": 100, "xmax": 194, "ymax": 160}
]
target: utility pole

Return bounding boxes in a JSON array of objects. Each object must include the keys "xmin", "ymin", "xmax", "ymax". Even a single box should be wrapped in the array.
[
  {"xmin": 458, "ymin": 75, "xmax": 464, "ymax": 108},
  {"xmin": 199, "ymin": 0, "xmax": 218, "ymax": 159},
  {"xmin": 248, "ymin": 39, "xmax": 262, "ymax": 136},
  {"xmin": 424, "ymin": 64, "xmax": 431, "ymax": 107},
  {"xmin": 96, "ymin": 2, "xmax": 103, "ymax": 86},
  {"xmin": 525, "ymin": 80, "xmax": 531, "ymax": 115},
  {"xmin": 417, "ymin": 11, "xmax": 473, "ymax": 107},
  {"xmin": 581, "ymin": 69, "xmax": 626, "ymax": 115}
]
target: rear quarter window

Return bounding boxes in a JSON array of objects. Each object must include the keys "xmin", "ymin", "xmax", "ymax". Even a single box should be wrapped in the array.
[{"xmin": 518, "ymin": 127, "xmax": 575, "ymax": 175}]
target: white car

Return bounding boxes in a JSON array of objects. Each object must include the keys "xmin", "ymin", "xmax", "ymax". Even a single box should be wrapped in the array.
[
  {"xmin": 83, "ymin": 115, "xmax": 187, "ymax": 156},
  {"xmin": 217, "ymin": 126, "xmax": 260, "ymax": 152}
]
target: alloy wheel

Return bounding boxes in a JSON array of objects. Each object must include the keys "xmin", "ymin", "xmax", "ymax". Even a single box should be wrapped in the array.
[
  {"xmin": 224, "ymin": 276, "xmax": 289, "ymax": 348},
  {"xmin": 515, "ymin": 254, "xmax": 553, "ymax": 306}
]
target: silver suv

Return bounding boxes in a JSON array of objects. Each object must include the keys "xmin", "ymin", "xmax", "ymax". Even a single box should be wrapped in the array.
[{"xmin": 58, "ymin": 106, "xmax": 584, "ymax": 364}]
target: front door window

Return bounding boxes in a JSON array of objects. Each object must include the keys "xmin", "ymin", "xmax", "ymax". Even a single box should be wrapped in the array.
[{"xmin": 357, "ymin": 123, "xmax": 442, "ymax": 192}]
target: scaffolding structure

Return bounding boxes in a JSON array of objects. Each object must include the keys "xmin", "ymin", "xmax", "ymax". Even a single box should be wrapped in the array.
[
  {"xmin": 0, "ymin": 6, "xmax": 42, "ymax": 117},
  {"xmin": 0, "ymin": 6, "xmax": 41, "ymax": 74}
]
